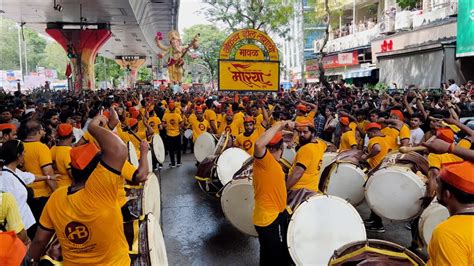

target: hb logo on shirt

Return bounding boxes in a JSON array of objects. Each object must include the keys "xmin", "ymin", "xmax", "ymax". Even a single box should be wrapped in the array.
[
  {"xmin": 243, "ymin": 140, "xmax": 253, "ymax": 150},
  {"xmin": 65, "ymin": 221, "xmax": 90, "ymax": 245}
]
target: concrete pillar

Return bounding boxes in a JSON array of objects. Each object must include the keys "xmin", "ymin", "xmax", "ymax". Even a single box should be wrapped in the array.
[
  {"xmin": 45, "ymin": 23, "xmax": 111, "ymax": 91},
  {"xmin": 115, "ymin": 56, "xmax": 146, "ymax": 88}
]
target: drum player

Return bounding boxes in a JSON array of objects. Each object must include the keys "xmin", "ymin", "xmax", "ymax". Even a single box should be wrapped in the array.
[
  {"xmin": 253, "ymin": 120, "xmax": 294, "ymax": 266},
  {"xmin": 234, "ymin": 116, "xmax": 266, "ymax": 156}
]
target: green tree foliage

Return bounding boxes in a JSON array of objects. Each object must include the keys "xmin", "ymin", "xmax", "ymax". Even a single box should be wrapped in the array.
[
  {"xmin": 0, "ymin": 18, "xmax": 21, "ymax": 70},
  {"xmin": 137, "ymin": 67, "xmax": 152, "ymax": 83},
  {"xmin": 42, "ymin": 42, "xmax": 67, "ymax": 79},
  {"xmin": 182, "ymin": 24, "xmax": 227, "ymax": 82},
  {"xmin": 94, "ymin": 56, "xmax": 125, "ymax": 87},
  {"xmin": 396, "ymin": 0, "xmax": 418, "ymax": 10},
  {"xmin": 202, "ymin": 0, "xmax": 295, "ymax": 38}
]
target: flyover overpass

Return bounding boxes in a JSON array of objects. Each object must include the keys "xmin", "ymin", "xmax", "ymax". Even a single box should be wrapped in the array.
[{"xmin": 0, "ymin": 0, "xmax": 180, "ymax": 90}]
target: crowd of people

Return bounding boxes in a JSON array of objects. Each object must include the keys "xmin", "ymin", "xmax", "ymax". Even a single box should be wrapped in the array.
[{"xmin": 0, "ymin": 78, "xmax": 473, "ymax": 265}]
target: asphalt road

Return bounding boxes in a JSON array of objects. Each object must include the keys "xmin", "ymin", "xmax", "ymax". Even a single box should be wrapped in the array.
[{"xmin": 159, "ymin": 153, "xmax": 424, "ymax": 266}]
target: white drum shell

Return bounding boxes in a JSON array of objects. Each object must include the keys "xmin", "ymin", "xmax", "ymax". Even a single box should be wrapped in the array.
[
  {"xmin": 365, "ymin": 166, "xmax": 426, "ymax": 221},
  {"xmin": 147, "ymin": 150, "xmax": 153, "ymax": 173},
  {"xmin": 147, "ymin": 213, "xmax": 168, "ymax": 266},
  {"xmin": 194, "ymin": 132, "xmax": 216, "ymax": 163},
  {"xmin": 216, "ymin": 147, "xmax": 251, "ymax": 186},
  {"xmin": 287, "ymin": 195, "xmax": 366, "ymax": 265},
  {"xmin": 152, "ymin": 134, "xmax": 166, "ymax": 164},
  {"xmin": 418, "ymin": 202, "xmax": 449, "ymax": 245},
  {"xmin": 128, "ymin": 142, "xmax": 139, "ymax": 168},
  {"xmin": 143, "ymin": 173, "xmax": 161, "ymax": 222},
  {"xmin": 184, "ymin": 129, "xmax": 193, "ymax": 139},
  {"xmin": 282, "ymin": 147, "xmax": 296, "ymax": 165},
  {"xmin": 220, "ymin": 178, "xmax": 258, "ymax": 237},
  {"xmin": 326, "ymin": 163, "xmax": 366, "ymax": 205},
  {"xmin": 320, "ymin": 152, "xmax": 338, "ymax": 177}
]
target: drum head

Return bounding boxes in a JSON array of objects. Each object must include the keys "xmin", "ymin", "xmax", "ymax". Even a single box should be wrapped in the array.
[
  {"xmin": 220, "ymin": 178, "xmax": 257, "ymax": 237},
  {"xmin": 142, "ymin": 173, "xmax": 161, "ymax": 221},
  {"xmin": 152, "ymin": 134, "xmax": 165, "ymax": 164},
  {"xmin": 419, "ymin": 202, "xmax": 449, "ymax": 245},
  {"xmin": 365, "ymin": 166, "xmax": 426, "ymax": 221},
  {"xmin": 320, "ymin": 152, "xmax": 338, "ymax": 176},
  {"xmin": 147, "ymin": 214, "xmax": 168, "ymax": 266},
  {"xmin": 326, "ymin": 163, "xmax": 366, "ymax": 206},
  {"xmin": 128, "ymin": 142, "xmax": 139, "ymax": 168},
  {"xmin": 147, "ymin": 150, "xmax": 153, "ymax": 173},
  {"xmin": 282, "ymin": 147, "xmax": 296, "ymax": 165},
  {"xmin": 287, "ymin": 195, "xmax": 366, "ymax": 265},
  {"xmin": 184, "ymin": 129, "xmax": 193, "ymax": 139},
  {"xmin": 217, "ymin": 147, "xmax": 251, "ymax": 186},
  {"xmin": 194, "ymin": 132, "xmax": 216, "ymax": 163},
  {"xmin": 213, "ymin": 134, "xmax": 228, "ymax": 155}
]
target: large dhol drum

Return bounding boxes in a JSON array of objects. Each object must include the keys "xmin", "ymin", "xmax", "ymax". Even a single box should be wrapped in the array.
[
  {"xmin": 152, "ymin": 134, "xmax": 165, "ymax": 164},
  {"xmin": 213, "ymin": 132, "xmax": 232, "ymax": 155},
  {"xmin": 418, "ymin": 200, "xmax": 449, "ymax": 245},
  {"xmin": 131, "ymin": 214, "xmax": 168, "ymax": 266},
  {"xmin": 195, "ymin": 155, "xmax": 222, "ymax": 195},
  {"xmin": 365, "ymin": 152, "xmax": 428, "ymax": 221},
  {"xmin": 128, "ymin": 141, "xmax": 140, "ymax": 168},
  {"xmin": 194, "ymin": 132, "xmax": 217, "ymax": 163},
  {"xmin": 147, "ymin": 150, "xmax": 153, "ymax": 173},
  {"xmin": 287, "ymin": 194, "xmax": 366, "ymax": 265},
  {"xmin": 320, "ymin": 152, "xmax": 338, "ymax": 176},
  {"xmin": 280, "ymin": 146, "xmax": 296, "ymax": 174},
  {"xmin": 216, "ymin": 147, "xmax": 251, "ymax": 186},
  {"xmin": 329, "ymin": 239, "xmax": 425, "ymax": 265},
  {"xmin": 220, "ymin": 177, "xmax": 257, "ymax": 237},
  {"xmin": 319, "ymin": 150, "xmax": 367, "ymax": 206},
  {"xmin": 142, "ymin": 173, "xmax": 161, "ymax": 221},
  {"xmin": 184, "ymin": 129, "xmax": 193, "ymax": 139}
]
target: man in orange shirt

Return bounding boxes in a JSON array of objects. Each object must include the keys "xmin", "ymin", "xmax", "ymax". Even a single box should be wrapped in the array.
[
  {"xmin": 30, "ymin": 114, "xmax": 130, "ymax": 265},
  {"xmin": 253, "ymin": 121, "xmax": 293, "ymax": 266}
]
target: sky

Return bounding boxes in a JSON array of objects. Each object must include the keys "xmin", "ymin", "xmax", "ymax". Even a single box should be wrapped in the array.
[{"xmin": 178, "ymin": 0, "xmax": 213, "ymax": 32}]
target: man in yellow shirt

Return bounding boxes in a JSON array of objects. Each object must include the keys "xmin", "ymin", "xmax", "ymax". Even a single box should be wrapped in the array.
[
  {"xmin": 162, "ymin": 102, "xmax": 184, "ymax": 167},
  {"xmin": 218, "ymin": 110, "xmax": 243, "ymax": 138},
  {"xmin": 253, "ymin": 121, "xmax": 292, "ymax": 265},
  {"xmin": 18, "ymin": 119, "xmax": 56, "ymax": 237},
  {"xmin": 30, "ymin": 114, "xmax": 130, "ymax": 266},
  {"xmin": 50, "ymin": 124, "xmax": 73, "ymax": 188},
  {"xmin": 361, "ymin": 122, "xmax": 390, "ymax": 233},
  {"xmin": 287, "ymin": 119, "xmax": 327, "ymax": 192},
  {"xmin": 338, "ymin": 116, "xmax": 357, "ymax": 151},
  {"xmin": 235, "ymin": 116, "xmax": 266, "ymax": 156},
  {"xmin": 188, "ymin": 107, "xmax": 210, "ymax": 142},
  {"xmin": 204, "ymin": 99, "xmax": 218, "ymax": 133},
  {"xmin": 294, "ymin": 100, "xmax": 317, "ymax": 123},
  {"xmin": 426, "ymin": 161, "xmax": 474, "ymax": 266}
]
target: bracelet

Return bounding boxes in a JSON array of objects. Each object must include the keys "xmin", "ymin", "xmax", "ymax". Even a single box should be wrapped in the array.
[
  {"xmin": 448, "ymin": 143, "xmax": 455, "ymax": 153},
  {"xmin": 47, "ymin": 175, "xmax": 51, "ymax": 180}
]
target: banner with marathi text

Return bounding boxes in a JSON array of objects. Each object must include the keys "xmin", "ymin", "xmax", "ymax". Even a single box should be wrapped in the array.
[
  {"xmin": 456, "ymin": 0, "xmax": 474, "ymax": 57},
  {"xmin": 218, "ymin": 29, "xmax": 280, "ymax": 91}
]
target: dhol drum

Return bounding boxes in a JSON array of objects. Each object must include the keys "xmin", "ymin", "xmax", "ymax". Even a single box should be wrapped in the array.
[
  {"xmin": 147, "ymin": 150, "xmax": 153, "ymax": 173},
  {"xmin": 128, "ymin": 141, "xmax": 139, "ymax": 168},
  {"xmin": 418, "ymin": 200, "xmax": 449, "ymax": 245},
  {"xmin": 280, "ymin": 146, "xmax": 296, "ymax": 174},
  {"xmin": 365, "ymin": 152, "xmax": 429, "ymax": 221},
  {"xmin": 220, "ymin": 177, "xmax": 258, "ymax": 237},
  {"xmin": 142, "ymin": 173, "xmax": 161, "ymax": 221},
  {"xmin": 152, "ymin": 134, "xmax": 165, "ymax": 164},
  {"xmin": 216, "ymin": 147, "xmax": 251, "ymax": 186},
  {"xmin": 131, "ymin": 214, "xmax": 168, "ymax": 266},
  {"xmin": 329, "ymin": 239, "xmax": 425, "ymax": 265},
  {"xmin": 320, "ymin": 152, "xmax": 338, "ymax": 177},
  {"xmin": 287, "ymin": 194, "xmax": 366, "ymax": 265},
  {"xmin": 213, "ymin": 132, "xmax": 232, "ymax": 155},
  {"xmin": 184, "ymin": 129, "xmax": 193, "ymax": 139},
  {"xmin": 194, "ymin": 132, "xmax": 217, "ymax": 163},
  {"xmin": 319, "ymin": 150, "xmax": 367, "ymax": 206},
  {"xmin": 195, "ymin": 155, "xmax": 221, "ymax": 195}
]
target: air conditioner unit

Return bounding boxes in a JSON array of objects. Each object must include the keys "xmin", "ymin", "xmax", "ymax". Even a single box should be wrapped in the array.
[{"xmin": 379, "ymin": 19, "xmax": 395, "ymax": 34}]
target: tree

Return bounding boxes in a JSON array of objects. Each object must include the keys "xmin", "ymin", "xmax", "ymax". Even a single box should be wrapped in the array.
[
  {"xmin": 182, "ymin": 24, "xmax": 227, "ymax": 82},
  {"xmin": 94, "ymin": 56, "xmax": 125, "ymax": 87},
  {"xmin": 202, "ymin": 0, "xmax": 295, "ymax": 38},
  {"xmin": 137, "ymin": 67, "xmax": 152, "ymax": 83},
  {"xmin": 42, "ymin": 42, "xmax": 67, "ymax": 79},
  {"xmin": 0, "ymin": 18, "xmax": 21, "ymax": 70},
  {"xmin": 396, "ymin": 0, "xmax": 418, "ymax": 10}
]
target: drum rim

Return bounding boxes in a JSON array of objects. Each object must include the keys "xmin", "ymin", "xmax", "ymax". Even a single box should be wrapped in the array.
[
  {"xmin": 365, "ymin": 166, "xmax": 426, "ymax": 221},
  {"xmin": 216, "ymin": 147, "xmax": 251, "ymax": 186},
  {"xmin": 152, "ymin": 134, "xmax": 165, "ymax": 164},
  {"xmin": 326, "ymin": 162, "xmax": 367, "ymax": 206},
  {"xmin": 287, "ymin": 194, "xmax": 366, "ymax": 265},
  {"xmin": 418, "ymin": 202, "xmax": 449, "ymax": 246},
  {"xmin": 142, "ymin": 173, "xmax": 161, "ymax": 220},
  {"xmin": 146, "ymin": 213, "xmax": 168, "ymax": 265},
  {"xmin": 220, "ymin": 178, "xmax": 258, "ymax": 237},
  {"xmin": 194, "ymin": 132, "xmax": 216, "ymax": 163},
  {"xmin": 128, "ymin": 141, "xmax": 139, "ymax": 167}
]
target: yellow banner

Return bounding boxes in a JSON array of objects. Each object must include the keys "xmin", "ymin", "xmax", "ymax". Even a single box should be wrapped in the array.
[{"xmin": 219, "ymin": 60, "xmax": 279, "ymax": 91}]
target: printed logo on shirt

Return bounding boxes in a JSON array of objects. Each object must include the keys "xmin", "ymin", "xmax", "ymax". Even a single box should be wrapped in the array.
[
  {"xmin": 243, "ymin": 140, "xmax": 253, "ymax": 150},
  {"xmin": 170, "ymin": 119, "xmax": 176, "ymax": 126},
  {"xmin": 198, "ymin": 123, "xmax": 206, "ymax": 131},
  {"xmin": 65, "ymin": 221, "xmax": 90, "ymax": 245}
]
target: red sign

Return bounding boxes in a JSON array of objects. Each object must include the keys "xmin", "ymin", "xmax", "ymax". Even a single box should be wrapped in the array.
[
  {"xmin": 380, "ymin": 40, "xmax": 394, "ymax": 52},
  {"xmin": 323, "ymin": 51, "xmax": 359, "ymax": 69}
]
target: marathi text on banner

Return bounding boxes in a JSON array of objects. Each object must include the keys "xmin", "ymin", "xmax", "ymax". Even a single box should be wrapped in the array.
[{"xmin": 219, "ymin": 61, "xmax": 279, "ymax": 91}]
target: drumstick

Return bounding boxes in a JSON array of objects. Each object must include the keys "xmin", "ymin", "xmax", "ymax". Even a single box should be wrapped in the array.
[{"xmin": 399, "ymin": 146, "xmax": 427, "ymax": 153}]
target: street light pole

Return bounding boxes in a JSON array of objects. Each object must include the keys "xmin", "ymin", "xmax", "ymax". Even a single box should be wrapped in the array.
[{"xmin": 300, "ymin": 0, "xmax": 306, "ymax": 88}]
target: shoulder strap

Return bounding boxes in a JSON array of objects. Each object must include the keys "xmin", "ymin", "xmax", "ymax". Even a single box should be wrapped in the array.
[
  {"xmin": 0, "ymin": 192, "xmax": 6, "ymax": 231},
  {"xmin": 1, "ymin": 168, "xmax": 29, "ymax": 188}
]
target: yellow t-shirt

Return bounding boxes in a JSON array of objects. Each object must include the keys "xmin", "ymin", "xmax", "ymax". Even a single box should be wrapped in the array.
[
  {"xmin": 399, "ymin": 124, "xmax": 411, "ymax": 142},
  {"xmin": 367, "ymin": 136, "xmax": 389, "ymax": 169},
  {"xmin": 235, "ymin": 127, "xmax": 265, "ymax": 156},
  {"xmin": 39, "ymin": 162, "xmax": 130, "ymax": 266},
  {"xmin": 0, "ymin": 192, "xmax": 25, "ymax": 233},
  {"xmin": 188, "ymin": 116, "xmax": 210, "ymax": 142},
  {"xmin": 23, "ymin": 141, "xmax": 54, "ymax": 198},
  {"xmin": 148, "ymin": 116, "xmax": 161, "ymax": 135},
  {"xmin": 428, "ymin": 153, "xmax": 464, "ymax": 169},
  {"xmin": 216, "ymin": 113, "xmax": 224, "ymax": 129},
  {"xmin": 50, "ymin": 145, "xmax": 73, "ymax": 188},
  {"xmin": 204, "ymin": 109, "xmax": 217, "ymax": 129},
  {"xmin": 162, "ymin": 112, "xmax": 183, "ymax": 137},
  {"xmin": 253, "ymin": 150, "xmax": 287, "ymax": 227},
  {"xmin": 339, "ymin": 130, "xmax": 357, "ymax": 151},
  {"xmin": 381, "ymin": 127, "xmax": 399, "ymax": 152},
  {"xmin": 427, "ymin": 215, "xmax": 474, "ymax": 266},
  {"xmin": 357, "ymin": 120, "xmax": 369, "ymax": 134},
  {"xmin": 118, "ymin": 161, "xmax": 137, "ymax": 207},
  {"xmin": 289, "ymin": 141, "xmax": 327, "ymax": 192},
  {"xmin": 234, "ymin": 111, "xmax": 244, "ymax": 122},
  {"xmin": 218, "ymin": 118, "xmax": 244, "ymax": 137}
]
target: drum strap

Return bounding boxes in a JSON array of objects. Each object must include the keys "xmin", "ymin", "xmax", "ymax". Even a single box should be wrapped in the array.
[
  {"xmin": 331, "ymin": 245, "xmax": 418, "ymax": 265},
  {"xmin": 195, "ymin": 176, "xmax": 211, "ymax": 181}
]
